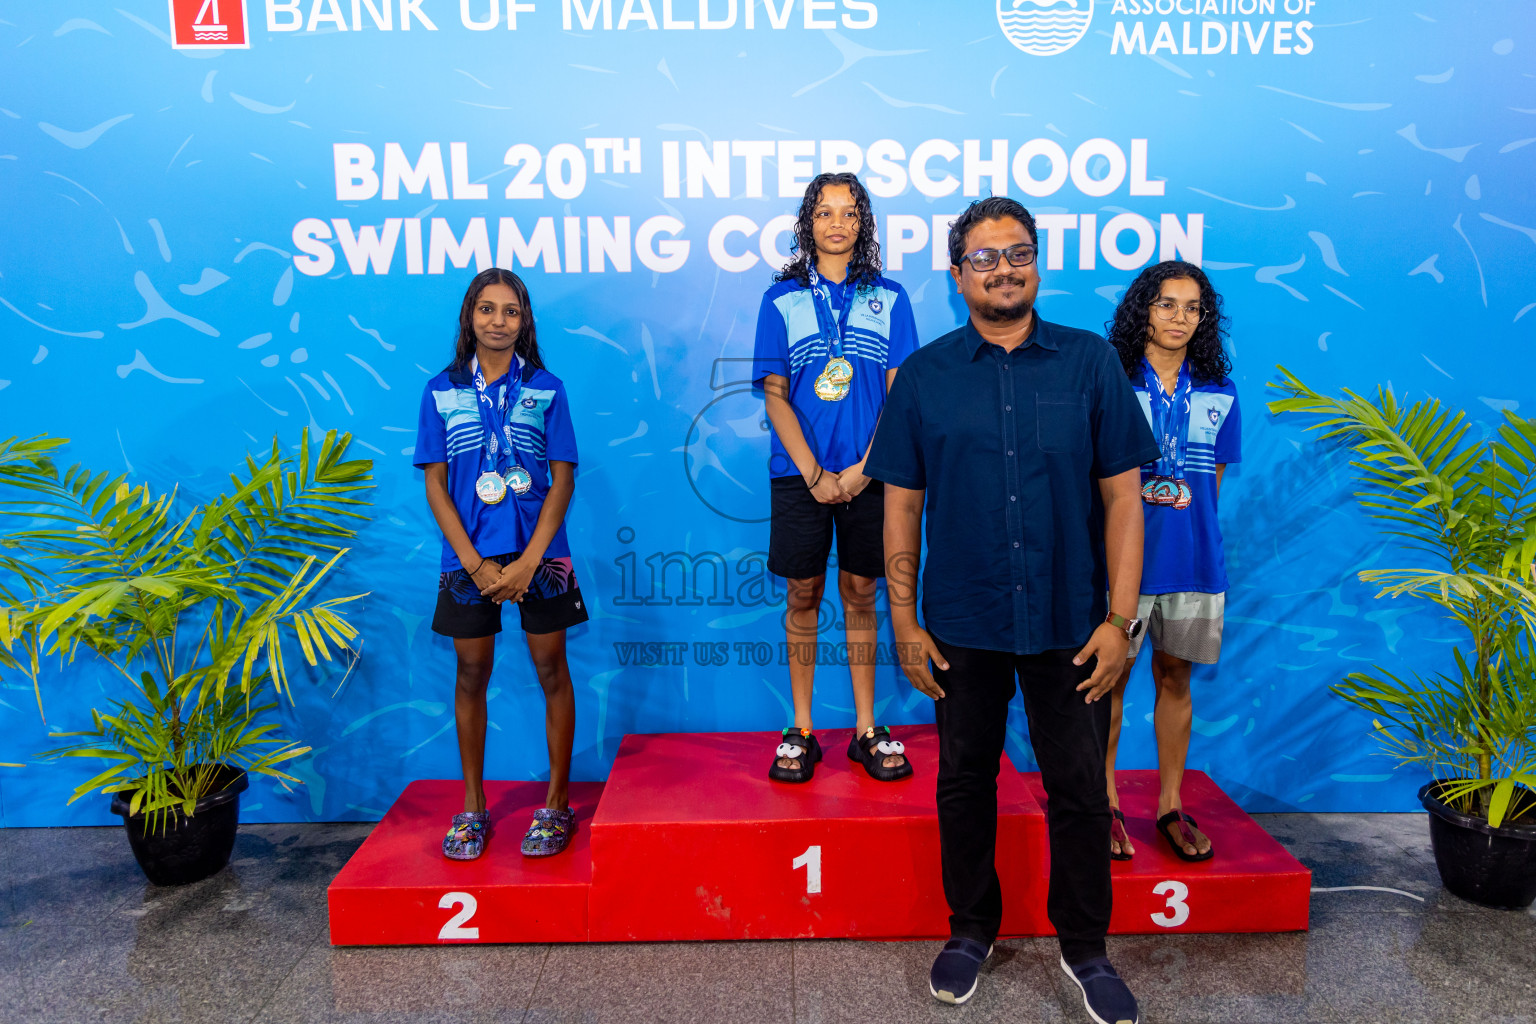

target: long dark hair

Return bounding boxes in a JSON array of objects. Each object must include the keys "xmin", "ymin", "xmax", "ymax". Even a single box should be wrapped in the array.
[
  {"xmin": 773, "ymin": 172, "xmax": 883, "ymax": 290},
  {"xmin": 1106, "ymin": 261, "xmax": 1232, "ymax": 385},
  {"xmin": 450, "ymin": 268, "xmax": 545, "ymax": 372}
]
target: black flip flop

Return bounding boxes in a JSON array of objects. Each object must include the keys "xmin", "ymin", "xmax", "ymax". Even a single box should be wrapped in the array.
[
  {"xmin": 768, "ymin": 727, "xmax": 822, "ymax": 783},
  {"xmin": 1156, "ymin": 809, "xmax": 1214, "ymax": 862},
  {"xmin": 847, "ymin": 726, "xmax": 914, "ymax": 781},
  {"xmin": 1109, "ymin": 808, "xmax": 1133, "ymax": 861}
]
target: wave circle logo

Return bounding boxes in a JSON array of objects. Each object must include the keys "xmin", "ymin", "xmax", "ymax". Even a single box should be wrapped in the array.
[{"xmin": 997, "ymin": 0, "xmax": 1093, "ymax": 57}]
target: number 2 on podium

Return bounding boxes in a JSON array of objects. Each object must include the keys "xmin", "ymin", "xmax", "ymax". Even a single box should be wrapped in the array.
[
  {"xmin": 792, "ymin": 845, "xmax": 822, "ymax": 894},
  {"xmin": 438, "ymin": 891, "xmax": 480, "ymax": 940}
]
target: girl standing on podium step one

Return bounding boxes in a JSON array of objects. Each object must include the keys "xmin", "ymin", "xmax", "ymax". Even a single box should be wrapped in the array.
[
  {"xmin": 414, "ymin": 267, "xmax": 589, "ymax": 861},
  {"xmin": 751, "ymin": 173, "xmax": 921, "ymax": 784}
]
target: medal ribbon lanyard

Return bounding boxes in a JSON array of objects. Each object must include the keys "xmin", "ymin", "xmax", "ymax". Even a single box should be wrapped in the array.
[
  {"xmin": 807, "ymin": 266, "xmax": 856, "ymax": 362},
  {"xmin": 1143, "ymin": 357, "xmax": 1193, "ymax": 481},
  {"xmin": 472, "ymin": 353, "xmax": 526, "ymax": 476}
]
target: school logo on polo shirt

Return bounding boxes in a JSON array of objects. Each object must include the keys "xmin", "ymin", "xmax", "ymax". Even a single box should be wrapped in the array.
[
  {"xmin": 997, "ymin": 0, "xmax": 1093, "ymax": 57},
  {"xmin": 168, "ymin": 0, "xmax": 251, "ymax": 49},
  {"xmin": 868, "ymin": 299, "xmax": 883, "ymax": 315},
  {"xmin": 1208, "ymin": 407, "xmax": 1221, "ymax": 425}
]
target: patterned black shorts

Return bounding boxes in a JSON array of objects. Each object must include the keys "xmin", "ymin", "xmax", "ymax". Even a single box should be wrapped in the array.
[{"xmin": 431, "ymin": 553, "xmax": 589, "ymax": 638}]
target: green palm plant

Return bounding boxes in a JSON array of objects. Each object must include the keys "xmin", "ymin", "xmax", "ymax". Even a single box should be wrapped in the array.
[
  {"xmin": 1268, "ymin": 368, "xmax": 1536, "ymax": 827},
  {"xmin": 0, "ymin": 428, "xmax": 373, "ymax": 827},
  {"xmin": 0, "ymin": 434, "xmax": 66, "ymax": 767}
]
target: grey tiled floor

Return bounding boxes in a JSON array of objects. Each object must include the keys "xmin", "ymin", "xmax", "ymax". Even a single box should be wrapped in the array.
[{"xmin": 2, "ymin": 814, "xmax": 1533, "ymax": 1023}]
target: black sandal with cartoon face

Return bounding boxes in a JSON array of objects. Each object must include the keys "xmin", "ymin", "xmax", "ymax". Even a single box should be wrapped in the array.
[
  {"xmin": 768, "ymin": 727, "xmax": 822, "ymax": 783},
  {"xmin": 847, "ymin": 726, "xmax": 914, "ymax": 782}
]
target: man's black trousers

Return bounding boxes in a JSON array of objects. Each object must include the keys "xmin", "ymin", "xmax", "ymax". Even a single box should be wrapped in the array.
[{"xmin": 932, "ymin": 638, "xmax": 1112, "ymax": 965}]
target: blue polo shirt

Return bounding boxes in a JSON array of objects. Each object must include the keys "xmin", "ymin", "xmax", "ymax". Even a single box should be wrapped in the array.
[
  {"xmin": 413, "ymin": 360, "xmax": 579, "ymax": 570},
  {"xmin": 1135, "ymin": 377, "xmax": 1242, "ymax": 595},
  {"xmin": 752, "ymin": 274, "xmax": 919, "ymax": 477},
  {"xmin": 865, "ymin": 317, "xmax": 1159, "ymax": 655}
]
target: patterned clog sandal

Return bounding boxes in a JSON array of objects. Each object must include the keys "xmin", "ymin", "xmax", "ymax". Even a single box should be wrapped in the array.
[
  {"xmin": 521, "ymin": 806, "xmax": 577, "ymax": 857},
  {"xmin": 443, "ymin": 810, "xmax": 491, "ymax": 861}
]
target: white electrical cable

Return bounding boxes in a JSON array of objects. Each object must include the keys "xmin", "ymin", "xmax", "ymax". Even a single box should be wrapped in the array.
[{"xmin": 1310, "ymin": 885, "xmax": 1426, "ymax": 902}]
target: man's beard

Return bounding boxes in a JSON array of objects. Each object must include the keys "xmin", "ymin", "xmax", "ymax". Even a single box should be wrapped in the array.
[{"xmin": 974, "ymin": 275, "xmax": 1033, "ymax": 323}]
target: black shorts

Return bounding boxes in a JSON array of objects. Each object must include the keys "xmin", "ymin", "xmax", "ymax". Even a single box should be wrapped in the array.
[
  {"xmin": 431, "ymin": 553, "xmax": 590, "ymax": 638},
  {"xmin": 768, "ymin": 476, "xmax": 886, "ymax": 580}
]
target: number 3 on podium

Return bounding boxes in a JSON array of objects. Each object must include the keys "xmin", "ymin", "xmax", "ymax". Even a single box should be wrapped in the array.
[
  {"xmin": 1150, "ymin": 880, "xmax": 1190, "ymax": 928},
  {"xmin": 792, "ymin": 845, "xmax": 822, "ymax": 894}
]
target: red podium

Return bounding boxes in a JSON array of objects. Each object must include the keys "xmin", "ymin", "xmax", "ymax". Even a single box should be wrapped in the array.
[
  {"xmin": 326, "ymin": 729, "xmax": 1310, "ymax": 945},
  {"xmin": 587, "ymin": 727, "xmax": 1048, "ymax": 940},
  {"xmin": 327, "ymin": 780, "xmax": 604, "ymax": 945},
  {"xmin": 1025, "ymin": 770, "xmax": 1311, "ymax": 935}
]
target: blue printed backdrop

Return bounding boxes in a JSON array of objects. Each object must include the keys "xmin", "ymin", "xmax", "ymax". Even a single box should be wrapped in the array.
[{"xmin": 1, "ymin": 1, "xmax": 1532, "ymax": 824}]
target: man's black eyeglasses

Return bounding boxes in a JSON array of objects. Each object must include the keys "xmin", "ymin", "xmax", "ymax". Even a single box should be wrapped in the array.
[{"xmin": 960, "ymin": 244, "xmax": 1037, "ymax": 272}]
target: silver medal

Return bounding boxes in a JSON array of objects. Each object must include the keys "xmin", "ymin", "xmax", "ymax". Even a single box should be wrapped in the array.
[{"xmin": 505, "ymin": 465, "xmax": 532, "ymax": 496}]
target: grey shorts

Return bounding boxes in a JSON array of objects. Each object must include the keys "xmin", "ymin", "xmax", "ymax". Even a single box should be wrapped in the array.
[{"xmin": 1127, "ymin": 591, "xmax": 1224, "ymax": 664}]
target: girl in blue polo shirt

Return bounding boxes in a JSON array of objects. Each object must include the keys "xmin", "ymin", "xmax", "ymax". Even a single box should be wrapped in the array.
[
  {"xmin": 751, "ymin": 172, "xmax": 920, "ymax": 784},
  {"xmin": 1103, "ymin": 260, "xmax": 1240, "ymax": 863},
  {"xmin": 414, "ymin": 268, "xmax": 587, "ymax": 861}
]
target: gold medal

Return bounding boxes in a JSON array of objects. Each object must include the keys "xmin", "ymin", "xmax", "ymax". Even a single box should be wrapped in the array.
[{"xmin": 814, "ymin": 356, "xmax": 854, "ymax": 402}]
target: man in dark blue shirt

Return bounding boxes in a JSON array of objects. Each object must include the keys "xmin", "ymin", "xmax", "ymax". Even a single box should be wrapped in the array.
[{"xmin": 866, "ymin": 197, "xmax": 1157, "ymax": 1022}]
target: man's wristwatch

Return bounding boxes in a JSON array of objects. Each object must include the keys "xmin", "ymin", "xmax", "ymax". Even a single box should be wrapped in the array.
[{"xmin": 1105, "ymin": 611, "xmax": 1145, "ymax": 641}]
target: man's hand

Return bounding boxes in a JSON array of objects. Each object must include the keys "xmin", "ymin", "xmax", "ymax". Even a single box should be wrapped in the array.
[
  {"xmin": 1074, "ymin": 622, "xmax": 1130, "ymax": 702},
  {"xmin": 894, "ymin": 620, "xmax": 950, "ymax": 700},
  {"xmin": 836, "ymin": 464, "xmax": 871, "ymax": 499},
  {"xmin": 809, "ymin": 469, "xmax": 853, "ymax": 504},
  {"xmin": 482, "ymin": 554, "xmax": 537, "ymax": 604}
]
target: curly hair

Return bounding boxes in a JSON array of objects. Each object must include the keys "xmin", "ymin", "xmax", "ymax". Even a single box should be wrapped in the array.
[
  {"xmin": 450, "ymin": 267, "xmax": 546, "ymax": 373},
  {"xmin": 774, "ymin": 172, "xmax": 883, "ymax": 290},
  {"xmin": 1105, "ymin": 261, "xmax": 1232, "ymax": 385}
]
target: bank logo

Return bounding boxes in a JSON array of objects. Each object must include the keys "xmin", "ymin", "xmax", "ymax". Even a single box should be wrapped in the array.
[
  {"xmin": 997, "ymin": 0, "xmax": 1093, "ymax": 57},
  {"xmin": 168, "ymin": 0, "xmax": 250, "ymax": 49}
]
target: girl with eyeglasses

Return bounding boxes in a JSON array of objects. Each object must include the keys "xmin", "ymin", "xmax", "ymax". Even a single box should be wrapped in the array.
[{"xmin": 1102, "ymin": 260, "xmax": 1241, "ymax": 864}]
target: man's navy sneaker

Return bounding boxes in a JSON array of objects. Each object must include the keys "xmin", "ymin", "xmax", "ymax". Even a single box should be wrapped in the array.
[
  {"xmin": 1059, "ymin": 955, "xmax": 1139, "ymax": 1024},
  {"xmin": 928, "ymin": 938, "xmax": 993, "ymax": 1004}
]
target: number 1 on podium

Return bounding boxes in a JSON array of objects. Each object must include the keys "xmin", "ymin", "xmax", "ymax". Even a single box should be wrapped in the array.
[{"xmin": 792, "ymin": 845, "xmax": 822, "ymax": 894}]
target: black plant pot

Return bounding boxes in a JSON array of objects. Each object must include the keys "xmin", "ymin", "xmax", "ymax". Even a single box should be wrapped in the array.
[
  {"xmin": 110, "ymin": 766, "xmax": 249, "ymax": 886},
  {"xmin": 1420, "ymin": 780, "xmax": 1536, "ymax": 910}
]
